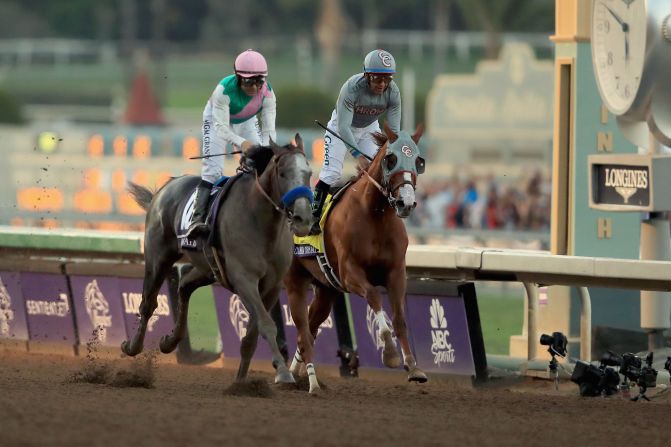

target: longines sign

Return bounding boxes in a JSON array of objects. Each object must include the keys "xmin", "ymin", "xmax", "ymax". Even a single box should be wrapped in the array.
[
  {"xmin": 588, "ymin": 154, "xmax": 671, "ymax": 212},
  {"xmin": 593, "ymin": 164, "xmax": 650, "ymax": 207}
]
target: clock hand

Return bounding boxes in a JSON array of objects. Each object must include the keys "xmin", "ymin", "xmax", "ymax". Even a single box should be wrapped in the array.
[
  {"xmin": 625, "ymin": 31, "xmax": 630, "ymax": 60},
  {"xmin": 604, "ymin": 3, "xmax": 626, "ymax": 28}
]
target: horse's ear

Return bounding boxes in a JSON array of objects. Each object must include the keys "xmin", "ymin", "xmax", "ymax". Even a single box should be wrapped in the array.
[
  {"xmin": 411, "ymin": 123, "xmax": 424, "ymax": 145},
  {"xmin": 268, "ymin": 137, "xmax": 282, "ymax": 156},
  {"xmin": 383, "ymin": 121, "xmax": 398, "ymax": 143},
  {"xmin": 294, "ymin": 133, "xmax": 304, "ymax": 151}
]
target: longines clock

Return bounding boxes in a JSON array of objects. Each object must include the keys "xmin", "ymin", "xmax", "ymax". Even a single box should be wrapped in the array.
[{"xmin": 591, "ymin": 0, "xmax": 671, "ymax": 145}]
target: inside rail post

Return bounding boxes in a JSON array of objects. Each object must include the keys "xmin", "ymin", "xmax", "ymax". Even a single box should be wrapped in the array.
[
  {"xmin": 523, "ymin": 282, "xmax": 538, "ymax": 361},
  {"xmin": 576, "ymin": 286, "xmax": 591, "ymax": 361}
]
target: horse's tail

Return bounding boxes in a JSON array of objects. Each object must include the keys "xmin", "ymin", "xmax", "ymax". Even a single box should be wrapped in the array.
[{"xmin": 127, "ymin": 182, "xmax": 154, "ymax": 211}]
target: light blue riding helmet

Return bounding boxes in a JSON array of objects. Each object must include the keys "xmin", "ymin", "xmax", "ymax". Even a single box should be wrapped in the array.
[{"xmin": 363, "ymin": 49, "xmax": 396, "ymax": 74}]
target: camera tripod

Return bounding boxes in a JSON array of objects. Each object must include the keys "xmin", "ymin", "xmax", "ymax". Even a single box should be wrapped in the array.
[
  {"xmin": 631, "ymin": 383, "xmax": 651, "ymax": 402},
  {"xmin": 548, "ymin": 353, "xmax": 561, "ymax": 390}
]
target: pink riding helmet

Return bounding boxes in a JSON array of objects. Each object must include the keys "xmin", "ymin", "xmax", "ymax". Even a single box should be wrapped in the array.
[{"xmin": 234, "ymin": 49, "xmax": 268, "ymax": 77}]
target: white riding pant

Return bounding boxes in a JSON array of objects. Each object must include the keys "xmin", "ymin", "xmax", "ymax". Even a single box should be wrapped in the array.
[
  {"xmin": 201, "ymin": 116, "xmax": 261, "ymax": 184},
  {"xmin": 318, "ymin": 112, "xmax": 380, "ymax": 185}
]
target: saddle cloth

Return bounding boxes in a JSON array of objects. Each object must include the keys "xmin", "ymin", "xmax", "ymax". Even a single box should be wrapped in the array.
[
  {"xmin": 292, "ymin": 180, "xmax": 353, "ymax": 256},
  {"xmin": 177, "ymin": 176, "xmax": 230, "ymax": 250},
  {"xmin": 292, "ymin": 194, "xmax": 334, "ymax": 257},
  {"xmin": 293, "ymin": 182, "xmax": 353, "ymax": 293}
]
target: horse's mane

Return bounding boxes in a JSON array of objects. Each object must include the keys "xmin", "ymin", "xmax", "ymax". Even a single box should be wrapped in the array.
[
  {"xmin": 372, "ymin": 132, "xmax": 388, "ymax": 149},
  {"xmin": 241, "ymin": 144, "xmax": 275, "ymax": 173}
]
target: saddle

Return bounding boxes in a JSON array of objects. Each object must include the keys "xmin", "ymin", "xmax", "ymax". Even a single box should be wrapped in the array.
[
  {"xmin": 178, "ymin": 175, "xmax": 238, "ymax": 251},
  {"xmin": 293, "ymin": 178, "xmax": 354, "ymax": 256}
]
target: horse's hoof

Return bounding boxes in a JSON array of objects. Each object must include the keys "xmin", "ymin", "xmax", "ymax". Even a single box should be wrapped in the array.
[
  {"xmin": 381, "ymin": 333, "xmax": 401, "ymax": 368},
  {"xmin": 275, "ymin": 368, "xmax": 296, "ymax": 385},
  {"xmin": 408, "ymin": 368, "xmax": 428, "ymax": 383},
  {"xmin": 121, "ymin": 340, "xmax": 138, "ymax": 357},
  {"xmin": 308, "ymin": 383, "xmax": 321, "ymax": 395},
  {"xmin": 159, "ymin": 335, "xmax": 176, "ymax": 354}
]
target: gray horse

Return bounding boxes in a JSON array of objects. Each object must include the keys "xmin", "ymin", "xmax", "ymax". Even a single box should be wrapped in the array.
[{"xmin": 121, "ymin": 136, "xmax": 313, "ymax": 385}]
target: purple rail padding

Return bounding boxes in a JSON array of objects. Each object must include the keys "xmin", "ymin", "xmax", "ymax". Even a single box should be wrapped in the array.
[
  {"xmin": 348, "ymin": 286, "xmax": 479, "ymax": 377},
  {"xmin": 118, "ymin": 278, "xmax": 174, "ymax": 350},
  {"xmin": 213, "ymin": 286, "xmax": 340, "ymax": 364},
  {"xmin": 404, "ymin": 293, "xmax": 476, "ymax": 375},
  {"xmin": 0, "ymin": 271, "xmax": 29, "ymax": 341},
  {"xmin": 69, "ymin": 276, "xmax": 128, "ymax": 348},
  {"xmin": 20, "ymin": 272, "xmax": 76, "ymax": 346},
  {"xmin": 347, "ymin": 295, "xmax": 402, "ymax": 369}
]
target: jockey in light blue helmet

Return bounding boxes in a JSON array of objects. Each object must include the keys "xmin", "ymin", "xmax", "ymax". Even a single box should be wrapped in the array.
[{"xmin": 309, "ymin": 49, "xmax": 401, "ymax": 235}]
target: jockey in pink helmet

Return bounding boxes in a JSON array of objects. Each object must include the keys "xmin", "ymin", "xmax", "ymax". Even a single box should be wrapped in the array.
[
  {"xmin": 186, "ymin": 49, "xmax": 277, "ymax": 239},
  {"xmin": 234, "ymin": 49, "xmax": 268, "ymax": 77}
]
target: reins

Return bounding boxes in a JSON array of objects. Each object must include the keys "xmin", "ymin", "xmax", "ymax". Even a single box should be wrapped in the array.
[
  {"xmin": 254, "ymin": 169, "xmax": 285, "ymax": 214},
  {"xmin": 360, "ymin": 169, "xmax": 388, "ymax": 198}
]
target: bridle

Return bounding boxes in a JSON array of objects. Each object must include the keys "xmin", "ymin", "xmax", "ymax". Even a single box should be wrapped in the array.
[
  {"xmin": 249, "ymin": 149, "xmax": 313, "ymax": 219},
  {"xmin": 359, "ymin": 149, "xmax": 418, "ymax": 210}
]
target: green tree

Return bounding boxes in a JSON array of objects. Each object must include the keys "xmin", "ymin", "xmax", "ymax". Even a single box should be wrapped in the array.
[
  {"xmin": 0, "ymin": 90, "xmax": 25, "ymax": 124},
  {"xmin": 454, "ymin": 0, "xmax": 554, "ymax": 58}
]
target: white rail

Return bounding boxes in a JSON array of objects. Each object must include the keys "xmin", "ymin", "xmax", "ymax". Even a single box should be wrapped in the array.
[{"xmin": 406, "ymin": 246, "xmax": 671, "ymax": 361}]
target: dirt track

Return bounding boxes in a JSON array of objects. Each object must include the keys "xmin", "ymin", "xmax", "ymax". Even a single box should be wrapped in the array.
[{"xmin": 1, "ymin": 349, "xmax": 670, "ymax": 447}]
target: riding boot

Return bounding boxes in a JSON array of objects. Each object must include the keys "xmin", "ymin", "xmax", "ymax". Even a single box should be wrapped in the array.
[
  {"xmin": 185, "ymin": 179, "xmax": 213, "ymax": 239},
  {"xmin": 309, "ymin": 180, "xmax": 330, "ymax": 235}
]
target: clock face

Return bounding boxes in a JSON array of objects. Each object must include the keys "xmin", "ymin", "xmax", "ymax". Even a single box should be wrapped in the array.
[{"xmin": 592, "ymin": 0, "xmax": 648, "ymax": 115}]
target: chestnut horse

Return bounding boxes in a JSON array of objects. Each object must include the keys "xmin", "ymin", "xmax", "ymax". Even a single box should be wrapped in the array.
[{"xmin": 284, "ymin": 123, "xmax": 427, "ymax": 393}]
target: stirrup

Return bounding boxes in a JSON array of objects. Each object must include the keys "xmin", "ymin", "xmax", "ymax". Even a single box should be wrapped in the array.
[{"xmin": 185, "ymin": 222, "xmax": 209, "ymax": 239}]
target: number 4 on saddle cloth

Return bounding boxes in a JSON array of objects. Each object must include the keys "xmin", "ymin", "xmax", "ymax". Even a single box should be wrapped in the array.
[{"xmin": 177, "ymin": 175, "xmax": 236, "ymax": 250}]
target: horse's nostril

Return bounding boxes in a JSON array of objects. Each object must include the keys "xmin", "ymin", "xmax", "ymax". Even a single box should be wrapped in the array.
[{"xmin": 293, "ymin": 215, "xmax": 304, "ymax": 224}]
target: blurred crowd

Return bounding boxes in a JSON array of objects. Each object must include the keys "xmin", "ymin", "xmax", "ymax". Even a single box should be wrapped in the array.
[{"xmin": 411, "ymin": 170, "xmax": 551, "ymax": 231}]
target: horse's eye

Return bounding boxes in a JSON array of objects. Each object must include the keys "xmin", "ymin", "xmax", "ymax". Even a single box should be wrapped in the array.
[
  {"xmin": 384, "ymin": 153, "xmax": 398, "ymax": 171},
  {"xmin": 415, "ymin": 157, "xmax": 425, "ymax": 174}
]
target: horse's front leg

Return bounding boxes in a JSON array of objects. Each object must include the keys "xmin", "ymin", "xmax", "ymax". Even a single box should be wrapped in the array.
[
  {"xmin": 160, "ymin": 265, "xmax": 214, "ymax": 354},
  {"xmin": 342, "ymin": 264, "xmax": 401, "ymax": 369},
  {"xmin": 236, "ymin": 314, "xmax": 259, "ymax": 382},
  {"xmin": 387, "ymin": 267, "xmax": 428, "ymax": 383},
  {"xmin": 284, "ymin": 261, "xmax": 319, "ymax": 392},
  {"xmin": 229, "ymin": 270, "xmax": 295, "ymax": 385}
]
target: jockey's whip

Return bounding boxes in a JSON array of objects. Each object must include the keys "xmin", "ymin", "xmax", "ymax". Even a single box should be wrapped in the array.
[
  {"xmin": 314, "ymin": 120, "xmax": 373, "ymax": 161},
  {"xmin": 188, "ymin": 150, "xmax": 243, "ymax": 160}
]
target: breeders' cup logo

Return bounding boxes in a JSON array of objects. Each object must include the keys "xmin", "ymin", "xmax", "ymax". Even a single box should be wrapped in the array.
[
  {"xmin": 430, "ymin": 299, "xmax": 455, "ymax": 366},
  {"xmin": 378, "ymin": 50, "xmax": 392, "ymax": 67},
  {"xmin": 84, "ymin": 280, "xmax": 112, "ymax": 343},
  {"xmin": 366, "ymin": 307, "xmax": 397, "ymax": 361},
  {"xmin": 229, "ymin": 294, "xmax": 250, "ymax": 340},
  {"xmin": 0, "ymin": 277, "xmax": 15, "ymax": 337},
  {"xmin": 401, "ymin": 145, "xmax": 413, "ymax": 157}
]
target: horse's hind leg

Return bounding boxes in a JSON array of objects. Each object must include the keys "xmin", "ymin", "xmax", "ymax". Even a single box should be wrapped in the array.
[
  {"xmin": 296, "ymin": 284, "xmax": 340, "ymax": 393},
  {"xmin": 160, "ymin": 264, "xmax": 214, "ymax": 354},
  {"xmin": 284, "ymin": 260, "xmax": 313, "ymax": 379},
  {"xmin": 121, "ymin": 238, "xmax": 180, "ymax": 356},
  {"xmin": 308, "ymin": 285, "xmax": 339, "ymax": 339},
  {"xmin": 387, "ymin": 267, "xmax": 427, "ymax": 383}
]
